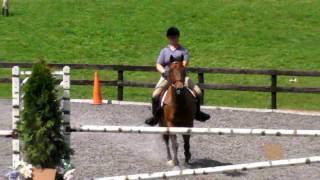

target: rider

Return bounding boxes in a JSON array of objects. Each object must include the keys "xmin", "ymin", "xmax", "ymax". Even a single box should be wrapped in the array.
[{"xmin": 145, "ymin": 27, "xmax": 210, "ymax": 126}]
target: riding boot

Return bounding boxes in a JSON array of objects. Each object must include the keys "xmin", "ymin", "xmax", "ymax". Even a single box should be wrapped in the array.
[
  {"xmin": 195, "ymin": 96, "xmax": 210, "ymax": 121},
  {"xmin": 145, "ymin": 98, "xmax": 161, "ymax": 126}
]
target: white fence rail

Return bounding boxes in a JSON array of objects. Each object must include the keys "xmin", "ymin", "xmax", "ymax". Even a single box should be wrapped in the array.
[
  {"xmin": 95, "ymin": 156, "xmax": 320, "ymax": 180},
  {"xmin": 71, "ymin": 125, "xmax": 320, "ymax": 137}
]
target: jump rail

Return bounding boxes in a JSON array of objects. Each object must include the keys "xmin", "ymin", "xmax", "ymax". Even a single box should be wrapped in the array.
[
  {"xmin": 95, "ymin": 156, "xmax": 320, "ymax": 180},
  {"xmin": 0, "ymin": 130, "xmax": 13, "ymax": 137},
  {"xmin": 71, "ymin": 125, "xmax": 320, "ymax": 137},
  {"xmin": 1, "ymin": 62, "xmax": 320, "ymax": 109}
]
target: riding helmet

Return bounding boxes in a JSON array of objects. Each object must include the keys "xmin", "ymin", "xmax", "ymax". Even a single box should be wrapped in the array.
[{"xmin": 166, "ymin": 27, "xmax": 180, "ymax": 37}]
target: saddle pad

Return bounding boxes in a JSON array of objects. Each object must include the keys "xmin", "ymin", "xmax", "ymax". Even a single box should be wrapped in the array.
[
  {"xmin": 161, "ymin": 90, "xmax": 168, "ymax": 107},
  {"xmin": 160, "ymin": 88, "xmax": 196, "ymax": 107},
  {"xmin": 187, "ymin": 88, "xmax": 197, "ymax": 98}
]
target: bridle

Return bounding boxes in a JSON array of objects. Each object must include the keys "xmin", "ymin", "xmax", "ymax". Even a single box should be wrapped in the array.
[{"xmin": 169, "ymin": 62, "xmax": 186, "ymax": 95}]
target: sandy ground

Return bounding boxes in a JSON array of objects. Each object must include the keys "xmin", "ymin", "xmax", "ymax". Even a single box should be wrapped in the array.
[{"xmin": 1, "ymin": 99, "xmax": 320, "ymax": 180}]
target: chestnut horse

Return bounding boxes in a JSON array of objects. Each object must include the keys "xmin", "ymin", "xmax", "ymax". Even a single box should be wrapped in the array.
[{"xmin": 160, "ymin": 55, "xmax": 197, "ymax": 166}]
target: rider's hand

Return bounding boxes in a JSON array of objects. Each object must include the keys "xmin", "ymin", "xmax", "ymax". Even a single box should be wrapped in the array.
[{"xmin": 161, "ymin": 69, "xmax": 169, "ymax": 80}]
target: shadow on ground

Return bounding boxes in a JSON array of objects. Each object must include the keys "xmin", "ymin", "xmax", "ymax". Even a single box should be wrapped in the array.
[{"xmin": 188, "ymin": 158, "xmax": 245, "ymax": 177}]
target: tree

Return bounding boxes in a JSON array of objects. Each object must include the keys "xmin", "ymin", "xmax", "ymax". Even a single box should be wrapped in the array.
[{"xmin": 17, "ymin": 60, "xmax": 73, "ymax": 169}]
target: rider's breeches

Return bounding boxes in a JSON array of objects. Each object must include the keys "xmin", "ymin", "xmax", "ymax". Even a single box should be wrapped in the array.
[{"xmin": 152, "ymin": 76, "xmax": 202, "ymax": 99}]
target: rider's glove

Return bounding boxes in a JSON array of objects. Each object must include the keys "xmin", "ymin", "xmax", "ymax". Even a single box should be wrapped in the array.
[{"xmin": 161, "ymin": 69, "xmax": 169, "ymax": 80}]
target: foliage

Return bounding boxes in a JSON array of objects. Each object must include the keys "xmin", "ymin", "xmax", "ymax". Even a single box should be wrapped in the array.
[{"xmin": 17, "ymin": 60, "xmax": 73, "ymax": 168}]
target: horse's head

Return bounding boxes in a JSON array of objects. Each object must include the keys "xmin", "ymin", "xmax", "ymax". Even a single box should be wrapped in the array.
[{"xmin": 168, "ymin": 55, "xmax": 187, "ymax": 95}]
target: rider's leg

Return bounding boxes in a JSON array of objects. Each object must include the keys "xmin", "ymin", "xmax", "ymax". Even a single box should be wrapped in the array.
[
  {"xmin": 145, "ymin": 77, "xmax": 169, "ymax": 126},
  {"xmin": 185, "ymin": 77, "xmax": 210, "ymax": 121}
]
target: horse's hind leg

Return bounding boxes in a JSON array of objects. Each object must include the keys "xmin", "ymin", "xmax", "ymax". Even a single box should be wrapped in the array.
[
  {"xmin": 163, "ymin": 134, "xmax": 172, "ymax": 164},
  {"xmin": 183, "ymin": 135, "xmax": 191, "ymax": 164},
  {"xmin": 170, "ymin": 134, "xmax": 179, "ymax": 166}
]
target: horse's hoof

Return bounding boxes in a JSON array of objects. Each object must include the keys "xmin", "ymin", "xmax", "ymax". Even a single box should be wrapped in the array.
[
  {"xmin": 167, "ymin": 160, "xmax": 174, "ymax": 166},
  {"xmin": 184, "ymin": 163, "xmax": 191, "ymax": 169},
  {"xmin": 173, "ymin": 166, "xmax": 180, "ymax": 171}
]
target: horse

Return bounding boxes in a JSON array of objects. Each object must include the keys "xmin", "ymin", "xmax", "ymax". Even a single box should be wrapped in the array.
[
  {"xmin": 2, "ymin": 0, "xmax": 9, "ymax": 16},
  {"xmin": 159, "ymin": 55, "xmax": 197, "ymax": 167}
]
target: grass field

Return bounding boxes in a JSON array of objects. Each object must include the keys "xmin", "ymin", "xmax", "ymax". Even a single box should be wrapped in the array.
[{"xmin": 0, "ymin": 0, "xmax": 319, "ymax": 110}]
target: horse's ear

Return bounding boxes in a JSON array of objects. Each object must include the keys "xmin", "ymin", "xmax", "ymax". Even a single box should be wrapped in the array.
[
  {"xmin": 170, "ymin": 55, "xmax": 175, "ymax": 63},
  {"xmin": 180, "ymin": 55, "xmax": 184, "ymax": 61}
]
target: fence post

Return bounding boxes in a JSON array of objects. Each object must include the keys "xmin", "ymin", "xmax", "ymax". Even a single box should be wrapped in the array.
[
  {"xmin": 62, "ymin": 66, "xmax": 71, "ymax": 148},
  {"xmin": 117, "ymin": 70, "xmax": 124, "ymax": 101},
  {"xmin": 271, "ymin": 74, "xmax": 277, "ymax": 109},
  {"xmin": 12, "ymin": 66, "xmax": 20, "ymax": 168},
  {"xmin": 198, "ymin": 72, "xmax": 204, "ymax": 105}
]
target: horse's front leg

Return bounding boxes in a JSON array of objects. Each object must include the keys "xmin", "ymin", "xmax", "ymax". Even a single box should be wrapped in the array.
[
  {"xmin": 183, "ymin": 135, "xmax": 191, "ymax": 164},
  {"xmin": 170, "ymin": 134, "xmax": 179, "ymax": 166},
  {"xmin": 163, "ymin": 134, "xmax": 172, "ymax": 164}
]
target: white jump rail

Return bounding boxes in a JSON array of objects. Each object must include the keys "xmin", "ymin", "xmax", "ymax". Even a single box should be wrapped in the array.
[
  {"xmin": 95, "ymin": 156, "xmax": 320, "ymax": 180},
  {"xmin": 9, "ymin": 66, "xmax": 70, "ymax": 169},
  {"xmin": 20, "ymin": 70, "xmax": 64, "ymax": 76},
  {"xmin": 0, "ymin": 130, "xmax": 13, "ymax": 137},
  {"xmin": 71, "ymin": 125, "xmax": 320, "ymax": 137}
]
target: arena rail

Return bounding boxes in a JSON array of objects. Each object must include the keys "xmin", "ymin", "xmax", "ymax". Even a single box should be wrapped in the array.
[
  {"xmin": 94, "ymin": 156, "xmax": 320, "ymax": 180},
  {"xmin": 1, "ymin": 62, "xmax": 320, "ymax": 109}
]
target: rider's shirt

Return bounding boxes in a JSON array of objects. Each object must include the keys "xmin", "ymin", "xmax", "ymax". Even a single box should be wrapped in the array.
[{"xmin": 156, "ymin": 45, "xmax": 189, "ymax": 71}]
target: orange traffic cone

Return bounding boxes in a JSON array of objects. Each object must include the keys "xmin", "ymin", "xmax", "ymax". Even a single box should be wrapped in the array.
[{"xmin": 93, "ymin": 72, "xmax": 102, "ymax": 105}]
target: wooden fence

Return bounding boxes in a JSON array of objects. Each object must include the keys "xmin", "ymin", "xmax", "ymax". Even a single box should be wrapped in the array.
[{"xmin": 0, "ymin": 62, "xmax": 320, "ymax": 109}]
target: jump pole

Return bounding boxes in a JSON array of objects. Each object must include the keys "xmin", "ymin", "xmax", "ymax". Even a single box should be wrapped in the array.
[
  {"xmin": 61, "ymin": 66, "xmax": 71, "ymax": 148},
  {"xmin": 12, "ymin": 66, "xmax": 20, "ymax": 168},
  {"xmin": 0, "ymin": 130, "xmax": 13, "ymax": 137},
  {"xmin": 95, "ymin": 156, "xmax": 320, "ymax": 180},
  {"xmin": 71, "ymin": 125, "xmax": 320, "ymax": 137}
]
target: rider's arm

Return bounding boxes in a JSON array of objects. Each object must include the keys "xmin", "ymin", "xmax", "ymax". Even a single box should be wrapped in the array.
[
  {"xmin": 156, "ymin": 63, "xmax": 166, "ymax": 74},
  {"xmin": 156, "ymin": 49, "xmax": 166, "ymax": 74},
  {"xmin": 182, "ymin": 49, "xmax": 189, "ymax": 67}
]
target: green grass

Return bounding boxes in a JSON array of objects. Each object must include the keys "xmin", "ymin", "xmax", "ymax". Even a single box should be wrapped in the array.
[{"xmin": 0, "ymin": 0, "xmax": 319, "ymax": 110}]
